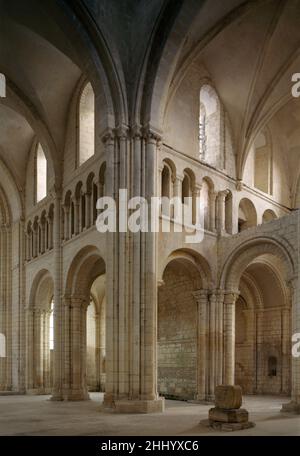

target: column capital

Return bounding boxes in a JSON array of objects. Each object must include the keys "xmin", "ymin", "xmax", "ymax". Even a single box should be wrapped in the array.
[
  {"xmin": 115, "ymin": 125, "xmax": 129, "ymax": 140},
  {"xmin": 101, "ymin": 127, "xmax": 115, "ymax": 145},
  {"xmin": 236, "ymin": 179, "xmax": 243, "ymax": 191},
  {"xmin": 224, "ymin": 290, "xmax": 240, "ymax": 303},
  {"xmin": 193, "ymin": 289, "xmax": 209, "ymax": 302},
  {"xmin": 218, "ymin": 189, "xmax": 230, "ymax": 200},
  {"xmin": 142, "ymin": 124, "xmax": 163, "ymax": 144},
  {"xmin": 209, "ymin": 189, "xmax": 218, "ymax": 199},
  {"xmin": 131, "ymin": 124, "xmax": 142, "ymax": 138},
  {"xmin": 49, "ymin": 184, "xmax": 62, "ymax": 200},
  {"xmin": 175, "ymin": 174, "xmax": 184, "ymax": 183}
]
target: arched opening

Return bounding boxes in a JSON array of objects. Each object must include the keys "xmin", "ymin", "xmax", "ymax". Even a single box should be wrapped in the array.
[
  {"xmin": 235, "ymin": 257, "xmax": 291, "ymax": 395},
  {"xmin": 86, "ymin": 276, "xmax": 106, "ymax": 392},
  {"xmin": 262, "ymin": 209, "xmax": 277, "ymax": 223},
  {"xmin": 253, "ymin": 131, "xmax": 272, "ymax": 195},
  {"xmin": 158, "ymin": 252, "xmax": 206, "ymax": 401},
  {"xmin": 201, "ymin": 178, "xmax": 211, "ymax": 231},
  {"xmin": 35, "ymin": 143, "xmax": 47, "ymax": 203},
  {"xmin": 199, "ymin": 84, "xmax": 222, "ymax": 168},
  {"xmin": 238, "ymin": 198, "xmax": 257, "ymax": 232},
  {"xmin": 182, "ymin": 169, "xmax": 196, "ymax": 225},
  {"xmin": 63, "ymin": 246, "xmax": 106, "ymax": 400},
  {"xmin": 161, "ymin": 165, "xmax": 171, "ymax": 198},
  {"xmin": 27, "ymin": 271, "xmax": 54, "ymax": 394},
  {"xmin": 78, "ymin": 82, "xmax": 95, "ymax": 166},
  {"xmin": 225, "ymin": 191, "xmax": 233, "ymax": 234}
]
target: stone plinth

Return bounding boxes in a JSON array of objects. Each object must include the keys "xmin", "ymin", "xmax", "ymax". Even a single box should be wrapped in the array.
[
  {"xmin": 209, "ymin": 407, "xmax": 248, "ymax": 423},
  {"xmin": 201, "ymin": 385, "xmax": 255, "ymax": 432}
]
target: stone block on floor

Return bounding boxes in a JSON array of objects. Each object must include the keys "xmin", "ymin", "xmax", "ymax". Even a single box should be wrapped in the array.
[{"xmin": 215, "ymin": 385, "xmax": 242, "ymax": 410}]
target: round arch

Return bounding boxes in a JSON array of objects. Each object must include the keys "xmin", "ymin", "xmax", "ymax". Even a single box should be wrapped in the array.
[
  {"xmin": 27, "ymin": 269, "xmax": 54, "ymax": 394},
  {"xmin": 159, "ymin": 248, "xmax": 213, "ymax": 290},
  {"xmin": 220, "ymin": 237, "xmax": 295, "ymax": 291},
  {"xmin": 65, "ymin": 245, "xmax": 106, "ymax": 298}
]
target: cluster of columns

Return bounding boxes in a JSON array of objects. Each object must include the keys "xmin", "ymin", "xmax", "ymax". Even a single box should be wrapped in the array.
[
  {"xmin": 158, "ymin": 168, "xmax": 232, "ymax": 235},
  {"xmin": 26, "ymin": 212, "xmax": 54, "ymax": 261},
  {"xmin": 26, "ymin": 307, "xmax": 52, "ymax": 393},
  {"xmin": 102, "ymin": 125, "xmax": 164, "ymax": 413},
  {"xmin": 62, "ymin": 178, "xmax": 105, "ymax": 241},
  {"xmin": 0, "ymin": 223, "xmax": 11, "ymax": 391},
  {"xmin": 192, "ymin": 289, "xmax": 239, "ymax": 401}
]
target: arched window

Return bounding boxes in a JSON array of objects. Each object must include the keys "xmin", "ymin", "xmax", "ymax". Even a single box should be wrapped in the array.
[
  {"xmin": 36, "ymin": 143, "xmax": 47, "ymax": 202},
  {"xmin": 254, "ymin": 131, "xmax": 272, "ymax": 194},
  {"xmin": 182, "ymin": 174, "xmax": 191, "ymax": 203},
  {"xmin": 78, "ymin": 82, "xmax": 95, "ymax": 166},
  {"xmin": 161, "ymin": 166, "xmax": 171, "ymax": 199},
  {"xmin": 199, "ymin": 84, "xmax": 222, "ymax": 168},
  {"xmin": 238, "ymin": 198, "xmax": 257, "ymax": 232},
  {"xmin": 262, "ymin": 209, "xmax": 277, "ymax": 223},
  {"xmin": 49, "ymin": 299, "xmax": 54, "ymax": 351}
]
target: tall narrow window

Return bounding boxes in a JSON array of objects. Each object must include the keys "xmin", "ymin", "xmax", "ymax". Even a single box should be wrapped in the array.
[
  {"xmin": 49, "ymin": 300, "xmax": 54, "ymax": 351},
  {"xmin": 199, "ymin": 85, "xmax": 222, "ymax": 168},
  {"xmin": 36, "ymin": 143, "xmax": 47, "ymax": 202},
  {"xmin": 254, "ymin": 131, "xmax": 272, "ymax": 194},
  {"xmin": 79, "ymin": 82, "xmax": 95, "ymax": 166}
]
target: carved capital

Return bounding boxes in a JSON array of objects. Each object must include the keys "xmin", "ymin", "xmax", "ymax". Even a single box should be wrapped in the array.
[{"xmin": 101, "ymin": 128, "xmax": 115, "ymax": 145}]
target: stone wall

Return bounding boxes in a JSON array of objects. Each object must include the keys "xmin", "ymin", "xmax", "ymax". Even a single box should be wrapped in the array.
[{"xmin": 158, "ymin": 262, "xmax": 197, "ymax": 400}]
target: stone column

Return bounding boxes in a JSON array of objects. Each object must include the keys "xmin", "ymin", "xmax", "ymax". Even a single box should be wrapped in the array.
[
  {"xmin": 102, "ymin": 126, "xmax": 163, "ymax": 413},
  {"xmin": 74, "ymin": 199, "xmax": 79, "ymax": 235},
  {"xmin": 281, "ymin": 307, "xmax": 291, "ymax": 394},
  {"xmin": 209, "ymin": 190, "xmax": 217, "ymax": 232},
  {"xmin": 192, "ymin": 185, "xmax": 201, "ymax": 227},
  {"xmin": 216, "ymin": 190, "xmax": 229, "ymax": 235},
  {"xmin": 172, "ymin": 175, "xmax": 183, "ymax": 223},
  {"xmin": 64, "ymin": 206, "xmax": 70, "ymax": 241},
  {"xmin": 49, "ymin": 217, "xmax": 54, "ymax": 250},
  {"xmin": 224, "ymin": 291, "xmax": 239, "ymax": 385},
  {"xmin": 25, "ymin": 307, "xmax": 34, "ymax": 391},
  {"xmin": 215, "ymin": 290, "xmax": 225, "ymax": 386},
  {"xmin": 33, "ymin": 308, "xmax": 43, "ymax": 391},
  {"xmin": 193, "ymin": 290, "xmax": 208, "ymax": 401},
  {"xmin": 209, "ymin": 290, "xmax": 217, "ymax": 399},
  {"xmin": 50, "ymin": 190, "xmax": 63, "ymax": 401},
  {"xmin": 85, "ymin": 192, "xmax": 91, "ymax": 229},
  {"xmin": 139, "ymin": 127, "xmax": 162, "ymax": 409},
  {"xmin": 101, "ymin": 130, "xmax": 115, "ymax": 408},
  {"xmin": 282, "ymin": 278, "xmax": 300, "ymax": 412}
]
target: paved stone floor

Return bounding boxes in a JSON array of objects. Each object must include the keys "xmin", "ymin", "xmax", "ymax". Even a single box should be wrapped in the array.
[{"xmin": 0, "ymin": 393, "xmax": 299, "ymax": 436}]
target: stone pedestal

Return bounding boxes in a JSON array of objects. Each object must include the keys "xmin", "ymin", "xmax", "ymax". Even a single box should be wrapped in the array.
[
  {"xmin": 114, "ymin": 398, "xmax": 165, "ymax": 414},
  {"xmin": 202, "ymin": 385, "xmax": 255, "ymax": 431}
]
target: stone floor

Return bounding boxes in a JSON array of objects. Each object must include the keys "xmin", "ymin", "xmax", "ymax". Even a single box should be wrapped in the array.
[{"xmin": 0, "ymin": 393, "xmax": 299, "ymax": 436}]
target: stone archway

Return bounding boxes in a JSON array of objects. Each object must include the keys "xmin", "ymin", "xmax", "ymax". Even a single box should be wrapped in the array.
[
  {"xmin": 235, "ymin": 260, "xmax": 291, "ymax": 396},
  {"xmin": 27, "ymin": 270, "xmax": 54, "ymax": 394},
  {"xmin": 158, "ymin": 250, "xmax": 212, "ymax": 402},
  {"xmin": 220, "ymin": 237, "xmax": 295, "ymax": 393},
  {"xmin": 58, "ymin": 246, "xmax": 106, "ymax": 401}
]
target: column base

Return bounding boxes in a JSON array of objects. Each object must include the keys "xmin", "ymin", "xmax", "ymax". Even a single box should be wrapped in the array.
[
  {"xmin": 114, "ymin": 398, "xmax": 165, "ymax": 414},
  {"xmin": 281, "ymin": 400, "xmax": 300, "ymax": 414}
]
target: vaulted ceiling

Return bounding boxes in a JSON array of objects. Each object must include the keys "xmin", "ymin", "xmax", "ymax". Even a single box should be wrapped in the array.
[{"xmin": 1, "ymin": 0, "xmax": 300, "ymax": 204}]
